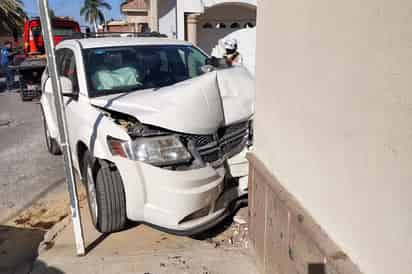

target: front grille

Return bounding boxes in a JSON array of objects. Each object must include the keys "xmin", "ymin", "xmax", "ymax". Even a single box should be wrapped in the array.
[{"xmin": 182, "ymin": 121, "xmax": 250, "ymax": 167}]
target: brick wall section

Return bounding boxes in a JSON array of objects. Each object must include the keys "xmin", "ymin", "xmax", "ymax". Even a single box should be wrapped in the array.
[{"xmin": 247, "ymin": 153, "xmax": 363, "ymax": 274}]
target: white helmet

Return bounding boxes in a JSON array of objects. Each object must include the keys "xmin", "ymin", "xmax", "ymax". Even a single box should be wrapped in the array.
[{"xmin": 224, "ymin": 38, "xmax": 238, "ymax": 51}]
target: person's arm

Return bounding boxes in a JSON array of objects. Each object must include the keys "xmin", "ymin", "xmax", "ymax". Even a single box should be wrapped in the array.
[{"xmin": 8, "ymin": 49, "xmax": 17, "ymax": 57}]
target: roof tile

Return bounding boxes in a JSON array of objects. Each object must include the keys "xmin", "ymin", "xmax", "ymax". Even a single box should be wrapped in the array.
[{"xmin": 121, "ymin": 0, "xmax": 149, "ymax": 10}]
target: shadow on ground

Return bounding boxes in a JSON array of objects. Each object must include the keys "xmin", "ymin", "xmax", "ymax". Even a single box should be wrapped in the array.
[
  {"xmin": 191, "ymin": 203, "xmax": 248, "ymax": 241},
  {"xmin": 0, "ymin": 225, "xmax": 64, "ymax": 274}
]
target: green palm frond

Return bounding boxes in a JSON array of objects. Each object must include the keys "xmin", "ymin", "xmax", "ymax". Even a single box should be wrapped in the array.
[
  {"xmin": 0, "ymin": 0, "xmax": 27, "ymax": 33},
  {"xmin": 80, "ymin": 0, "xmax": 112, "ymax": 29}
]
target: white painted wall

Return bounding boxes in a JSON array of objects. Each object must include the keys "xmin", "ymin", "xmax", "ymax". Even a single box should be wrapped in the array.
[
  {"xmin": 254, "ymin": 1, "xmax": 412, "ymax": 274},
  {"xmin": 174, "ymin": 0, "xmax": 257, "ymax": 41},
  {"xmin": 159, "ymin": 0, "xmax": 177, "ymax": 38},
  {"xmin": 176, "ymin": 0, "xmax": 205, "ymax": 40},
  {"xmin": 202, "ymin": 0, "xmax": 257, "ymax": 8}
]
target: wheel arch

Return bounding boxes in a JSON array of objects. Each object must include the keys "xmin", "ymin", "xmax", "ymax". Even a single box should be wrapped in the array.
[
  {"xmin": 76, "ymin": 140, "xmax": 89, "ymax": 180},
  {"xmin": 76, "ymin": 138, "xmax": 146, "ymax": 222},
  {"xmin": 40, "ymin": 99, "xmax": 59, "ymax": 140}
]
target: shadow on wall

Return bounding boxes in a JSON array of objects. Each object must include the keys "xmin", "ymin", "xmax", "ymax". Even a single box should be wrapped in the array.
[{"xmin": 0, "ymin": 225, "xmax": 64, "ymax": 274}]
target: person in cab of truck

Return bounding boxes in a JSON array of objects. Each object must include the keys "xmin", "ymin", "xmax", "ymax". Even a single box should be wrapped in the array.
[
  {"xmin": 1, "ymin": 41, "xmax": 16, "ymax": 91},
  {"xmin": 223, "ymin": 38, "xmax": 243, "ymax": 66}
]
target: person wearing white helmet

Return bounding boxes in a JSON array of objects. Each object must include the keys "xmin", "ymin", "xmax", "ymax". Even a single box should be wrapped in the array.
[{"xmin": 223, "ymin": 38, "xmax": 243, "ymax": 66}]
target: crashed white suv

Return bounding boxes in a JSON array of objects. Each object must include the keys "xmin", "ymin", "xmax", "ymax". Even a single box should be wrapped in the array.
[{"xmin": 40, "ymin": 37, "xmax": 254, "ymax": 234}]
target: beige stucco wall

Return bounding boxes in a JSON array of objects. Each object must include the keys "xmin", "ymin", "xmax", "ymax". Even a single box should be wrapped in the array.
[
  {"xmin": 126, "ymin": 12, "xmax": 150, "ymax": 24},
  {"xmin": 254, "ymin": 1, "xmax": 412, "ymax": 274}
]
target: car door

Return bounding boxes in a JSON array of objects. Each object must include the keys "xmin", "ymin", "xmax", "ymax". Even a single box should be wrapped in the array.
[
  {"xmin": 59, "ymin": 47, "xmax": 105, "ymax": 171},
  {"xmin": 42, "ymin": 48, "xmax": 67, "ymax": 142},
  {"xmin": 57, "ymin": 48, "xmax": 83, "ymax": 164}
]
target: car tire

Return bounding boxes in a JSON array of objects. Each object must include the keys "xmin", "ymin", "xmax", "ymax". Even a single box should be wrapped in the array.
[
  {"xmin": 83, "ymin": 152, "xmax": 127, "ymax": 233},
  {"xmin": 42, "ymin": 108, "xmax": 61, "ymax": 155}
]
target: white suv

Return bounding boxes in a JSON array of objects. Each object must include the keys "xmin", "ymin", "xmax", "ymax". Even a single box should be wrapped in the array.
[{"xmin": 40, "ymin": 36, "xmax": 254, "ymax": 234}]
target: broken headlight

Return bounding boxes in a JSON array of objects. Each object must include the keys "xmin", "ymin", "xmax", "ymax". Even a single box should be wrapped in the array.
[{"xmin": 108, "ymin": 135, "xmax": 192, "ymax": 166}]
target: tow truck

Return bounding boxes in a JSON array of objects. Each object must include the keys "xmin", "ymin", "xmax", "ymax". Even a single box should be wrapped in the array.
[{"xmin": 14, "ymin": 16, "xmax": 80, "ymax": 101}]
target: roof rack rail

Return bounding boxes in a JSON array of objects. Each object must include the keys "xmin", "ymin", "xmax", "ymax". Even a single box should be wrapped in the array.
[{"xmin": 63, "ymin": 32, "xmax": 168, "ymax": 40}]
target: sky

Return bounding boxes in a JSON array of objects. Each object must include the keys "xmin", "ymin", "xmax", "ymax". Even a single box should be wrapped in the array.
[{"xmin": 22, "ymin": 0, "xmax": 124, "ymax": 27}]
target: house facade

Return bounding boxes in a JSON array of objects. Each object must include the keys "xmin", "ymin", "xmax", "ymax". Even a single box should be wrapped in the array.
[
  {"xmin": 159, "ymin": 0, "xmax": 257, "ymax": 53},
  {"xmin": 112, "ymin": 0, "xmax": 256, "ymax": 53},
  {"xmin": 105, "ymin": 0, "xmax": 156, "ymax": 32}
]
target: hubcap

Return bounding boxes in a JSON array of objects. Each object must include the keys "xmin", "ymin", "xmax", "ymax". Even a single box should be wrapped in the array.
[{"xmin": 87, "ymin": 166, "xmax": 98, "ymax": 224}]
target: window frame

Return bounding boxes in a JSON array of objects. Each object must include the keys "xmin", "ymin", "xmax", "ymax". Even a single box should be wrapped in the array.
[{"xmin": 57, "ymin": 48, "xmax": 80, "ymax": 95}]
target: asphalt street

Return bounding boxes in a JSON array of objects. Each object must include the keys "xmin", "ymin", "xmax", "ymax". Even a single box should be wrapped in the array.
[{"xmin": 0, "ymin": 92, "xmax": 64, "ymax": 223}]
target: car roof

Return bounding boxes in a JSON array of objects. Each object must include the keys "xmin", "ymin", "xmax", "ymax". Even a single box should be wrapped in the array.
[{"xmin": 58, "ymin": 37, "xmax": 193, "ymax": 49}]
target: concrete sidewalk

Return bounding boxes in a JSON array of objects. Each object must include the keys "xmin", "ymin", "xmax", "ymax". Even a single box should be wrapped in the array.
[
  {"xmin": 32, "ymin": 225, "xmax": 257, "ymax": 274},
  {"xmin": 27, "ymin": 186, "xmax": 257, "ymax": 274}
]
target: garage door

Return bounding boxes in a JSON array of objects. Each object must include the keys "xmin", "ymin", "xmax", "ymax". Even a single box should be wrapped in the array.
[{"xmin": 198, "ymin": 20, "xmax": 255, "ymax": 54}]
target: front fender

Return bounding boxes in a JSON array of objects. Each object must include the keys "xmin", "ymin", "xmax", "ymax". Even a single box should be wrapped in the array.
[
  {"xmin": 78, "ymin": 111, "xmax": 146, "ymax": 220},
  {"xmin": 40, "ymin": 96, "xmax": 59, "ymax": 141}
]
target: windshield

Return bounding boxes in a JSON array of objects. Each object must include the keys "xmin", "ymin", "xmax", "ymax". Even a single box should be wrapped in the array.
[{"xmin": 84, "ymin": 45, "xmax": 208, "ymax": 97}]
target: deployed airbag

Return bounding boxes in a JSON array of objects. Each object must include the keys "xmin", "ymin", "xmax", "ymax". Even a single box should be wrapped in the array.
[{"xmin": 92, "ymin": 67, "xmax": 140, "ymax": 91}]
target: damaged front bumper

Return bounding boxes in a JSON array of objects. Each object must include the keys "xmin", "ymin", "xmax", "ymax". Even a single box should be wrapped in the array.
[{"xmin": 115, "ymin": 148, "xmax": 249, "ymax": 235}]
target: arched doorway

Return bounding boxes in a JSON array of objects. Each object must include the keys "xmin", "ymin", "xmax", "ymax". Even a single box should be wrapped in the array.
[{"xmin": 197, "ymin": 3, "xmax": 256, "ymax": 54}]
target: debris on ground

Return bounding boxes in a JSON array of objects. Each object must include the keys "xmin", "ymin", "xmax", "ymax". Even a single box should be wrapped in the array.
[
  {"xmin": 12, "ymin": 187, "xmax": 86, "ymax": 231},
  {"xmin": 198, "ymin": 206, "xmax": 250, "ymax": 249}
]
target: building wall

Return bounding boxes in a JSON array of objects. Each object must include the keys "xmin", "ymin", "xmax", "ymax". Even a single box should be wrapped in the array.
[
  {"xmin": 254, "ymin": 0, "xmax": 412, "ymax": 274},
  {"xmin": 159, "ymin": 0, "xmax": 177, "ymax": 38},
  {"xmin": 175, "ymin": 0, "xmax": 256, "ymax": 41},
  {"xmin": 202, "ymin": 0, "xmax": 256, "ymax": 8},
  {"xmin": 176, "ymin": 0, "xmax": 204, "ymax": 40},
  {"xmin": 197, "ymin": 4, "xmax": 256, "ymax": 53},
  {"xmin": 126, "ymin": 11, "xmax": 150, "ymax": 24},
  {"xmin": 106, "ymin": 24, "xmax": 133, "ymax": 32}
]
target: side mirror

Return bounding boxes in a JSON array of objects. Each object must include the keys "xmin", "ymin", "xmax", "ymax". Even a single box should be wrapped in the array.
[
  {"xmin": 60, "ymin": 77, "xmax": 78, "ymax": 99},
  {"xmin": 205, "ymin": 56, "xmax": 220, "ymax": 67},
  {"xmin": 205, "ymin": 56, "xmax": 230, "ymax": 69}
]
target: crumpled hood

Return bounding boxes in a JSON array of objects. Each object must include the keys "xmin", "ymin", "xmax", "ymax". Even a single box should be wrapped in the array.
[{"xmin": 90, "ymin": 66, "xmax": 255, "ymax": 135}]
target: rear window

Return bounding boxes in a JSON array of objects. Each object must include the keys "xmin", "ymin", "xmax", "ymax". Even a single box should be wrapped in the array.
[
  {"xmin": 52, "ymin": 27, "xmax": 76, "ymax": 36},
  {"xmin": 30, "ymin": 23, "xmax": 78, "ymax": 37}
]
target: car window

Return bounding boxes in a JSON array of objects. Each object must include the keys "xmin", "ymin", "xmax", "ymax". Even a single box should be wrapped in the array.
[
  {"xmin": 53, "ymin": 27, "xmax": 76, "ymax": 36},
  {"xmin": 179, "ymin": 47, "xmax": 207, "ymax": 78},
  {"xmin": 60, "ymin": 49, "xmax": 79, "ymax": 93},
  {"xmin": 56, "ymin": 49, "xmax": 66, "ymax": 75},
  {"xmin": 83, "ymin": 45, "xmax": 208, "ymax": 97}
]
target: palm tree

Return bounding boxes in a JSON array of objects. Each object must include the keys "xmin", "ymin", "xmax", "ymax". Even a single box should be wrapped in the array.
[
  {"xmin": 0, "ymin": 0, "xmax": 26, "ymax": 34},
  {"xmin": 80, "ymin": 0, "xmax": 112, "ymax": 32},
  {"xmin": 49, "ymin": 8, "xmax": 56, "ymax": 19}
]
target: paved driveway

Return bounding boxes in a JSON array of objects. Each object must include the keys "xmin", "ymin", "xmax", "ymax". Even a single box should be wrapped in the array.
[{"xmin": 0, "ymin": 93, "xmax": 64, "ymax": 223}]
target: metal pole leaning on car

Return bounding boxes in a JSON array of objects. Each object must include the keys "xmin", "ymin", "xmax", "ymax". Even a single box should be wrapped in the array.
[{"xmin": 38, "ymin": 0, "xmax": 86, "ymax": 256}]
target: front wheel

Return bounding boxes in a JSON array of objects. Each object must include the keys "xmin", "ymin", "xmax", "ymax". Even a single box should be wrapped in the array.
[{"xmin": 83, "ymin": 152, "xmax": 127, "ymax": 233}]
